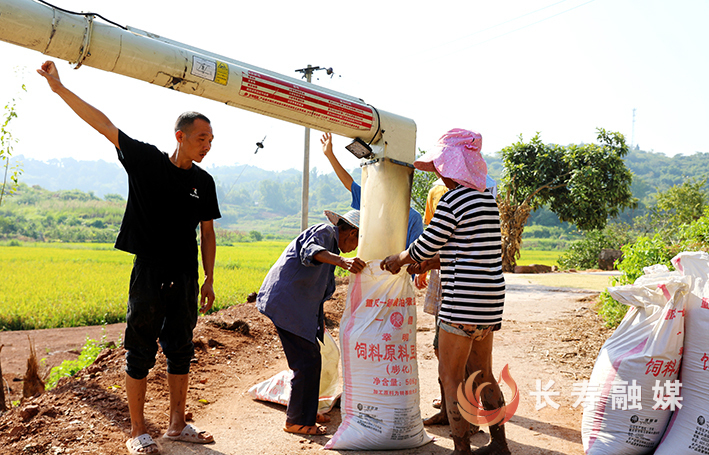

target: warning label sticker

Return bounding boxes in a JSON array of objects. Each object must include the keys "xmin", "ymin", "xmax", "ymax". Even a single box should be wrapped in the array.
[
  {"xmin": 238, "ymin": 70, "xmax": 373, "ymax": 130},
  {"xmin": 191, "ymin": 56, "xmax": 229, "ymax": 86},
  {"xmin": 215, "ymin": 61, "xmax": 229, "ymax": 85}
]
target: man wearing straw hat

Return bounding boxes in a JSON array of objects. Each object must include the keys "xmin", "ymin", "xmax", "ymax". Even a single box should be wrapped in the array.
[
  {"xmin": 381, "ymin": 129, "xmax": 509, "ymax": 455},
  {"xmin": 257, "ymin": 210, "xmax": 366, "ymax": 436}
]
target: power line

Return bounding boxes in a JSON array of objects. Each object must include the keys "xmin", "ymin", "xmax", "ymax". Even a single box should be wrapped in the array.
[
  {"xmin": 459, "ymin": 0, "xmax": 596, "ymax": 50},
  {"xmin": 224, "ymin": 136, "xmax": 267, "ymax": 197},
  {"xmin": 411, "ymin": 0, "xmax": 596, "ymax": 63},
  {"xmin": 411, "ymin": 0, "xmax": 574, "ymax": 58}
]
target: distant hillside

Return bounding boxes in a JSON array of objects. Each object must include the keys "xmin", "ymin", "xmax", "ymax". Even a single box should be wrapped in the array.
[
  {"xmin": 20, "ymin": 147, "xmax": 707, "ymax": 199},
  {"xmin": 11, "ymin": 156, "xmax": 361, "ymax": 238},
  {"xmin": 623, "ymin": 148, "xmax": 709, "ymax": 199},
  {"xmin": 19, "ymin": 157, "xmax": 127, "ymax": 198},
  {"xmin": 16, "ymin": 155, "xmax": 363, "ymax": 200},
  {"xmin": 9, "ymin": 147, "xmax": 709, "ymax": 238}
]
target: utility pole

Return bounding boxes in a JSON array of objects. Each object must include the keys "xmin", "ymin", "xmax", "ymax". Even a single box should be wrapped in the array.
[{"xmin": 295, "ymin": 65, "xmax": 334, "ymax": 231}]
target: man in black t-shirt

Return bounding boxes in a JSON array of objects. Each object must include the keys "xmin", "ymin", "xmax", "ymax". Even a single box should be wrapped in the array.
[{"xmin": 38, "ymin": 61, "xmax": 219, "ymax": 455}]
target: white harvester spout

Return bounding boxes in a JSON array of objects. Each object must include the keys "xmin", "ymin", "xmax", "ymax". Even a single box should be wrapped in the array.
[{"xmin": 0, "ymin": 0, "xmax": 416, "ymax": 260}]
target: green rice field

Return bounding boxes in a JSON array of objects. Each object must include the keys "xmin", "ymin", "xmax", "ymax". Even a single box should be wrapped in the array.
[
  {"xmin": 0, "ymin": 244, "xmax": 563, "ymax": 331},
  {"xmin": 515, "ymin": 249, "xmax": 562, "ymax": 267},
  {"xmin": 0, "ymin": 242, "xmax": 288, "ymax": 331}
]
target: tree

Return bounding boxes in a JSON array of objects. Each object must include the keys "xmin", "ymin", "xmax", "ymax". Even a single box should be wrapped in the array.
[
  {"xmin": 651, "ymin": 177, "xmax": 708, "ymax": 231},
  {"xmin": 499, "ymin": 128, "xmax": 636, "ymax": 272},
  {"xmin": 104, "ymin": 193, "xmax": 126, "ymax": 203},
  {"xmin": 410, "ymin": 149, "xmax": 437, "ymax": 217},
  {"xmin": 0, "ymin": 84, "xmax": 26, "ymax": 207}
]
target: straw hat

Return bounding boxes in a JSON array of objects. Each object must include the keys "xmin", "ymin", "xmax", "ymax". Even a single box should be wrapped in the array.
[
  {"xmin": 324, "ymin": 209, "xmax": 360, "ymax": 229},
  {"xmin": 414, "ymin": 128, "xmax": 488, "ymax": 192}
]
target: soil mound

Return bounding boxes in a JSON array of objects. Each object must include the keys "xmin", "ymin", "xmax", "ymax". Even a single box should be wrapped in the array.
[{"xmin": 0, "ymin": 297, "xmax": 284, "ymax": 454}]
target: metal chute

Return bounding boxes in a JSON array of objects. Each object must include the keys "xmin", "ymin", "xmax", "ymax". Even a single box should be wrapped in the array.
[{"xmin": 0, "ymin": 0, "xmax": 416, "ymax": 259}]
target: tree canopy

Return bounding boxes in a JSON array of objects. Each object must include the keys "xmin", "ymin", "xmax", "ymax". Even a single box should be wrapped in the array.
[
  {"xmin": 410, "ymin": 149, "xmax": 437, "ymax": 216},
  {"xmin": 499, "ymin": 128, "xmax": 637, "ymax": 271},
  {"xmin": 651, "ymin": 178, "xmax": 708, "ymax": 228}
]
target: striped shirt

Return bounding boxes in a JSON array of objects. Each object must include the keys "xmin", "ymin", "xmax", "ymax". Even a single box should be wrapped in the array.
[{"xmin": 408, "ymin": 186, "xmax": 505, "ymax": 325}]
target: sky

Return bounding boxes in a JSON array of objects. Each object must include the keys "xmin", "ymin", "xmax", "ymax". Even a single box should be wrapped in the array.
[{"xmin": 0, "ymin": 0, "xmax": 707, "ymax": 176}]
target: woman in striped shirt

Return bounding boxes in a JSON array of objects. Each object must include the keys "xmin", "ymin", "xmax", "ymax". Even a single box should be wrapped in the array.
[{"xmin": 381, "ymin": 129, "xmax": 509, "ymax": 455}]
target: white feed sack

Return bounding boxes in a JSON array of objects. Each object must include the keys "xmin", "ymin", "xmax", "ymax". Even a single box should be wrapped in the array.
[
  {"xmin": 654, "ymin": 252, "xmax": 709, "ymax": 454},
  {"xmin": 248, "ymin": 330, "xmax": 341, "ymax": 413},
  {"xmin": 325, "ymin": 262, "xmax": 431, "ymax": 450},
  {"xmin": 582, "ymin": 268, "xmax": 690, "ymax": 455}
]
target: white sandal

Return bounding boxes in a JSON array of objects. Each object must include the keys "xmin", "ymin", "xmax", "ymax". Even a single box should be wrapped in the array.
[
  {"xmin": 162, "ymin": 424, "xmax": 214, "ymax": 444},
  {"xmin": 126, "ymin": 433, "xmax": 159, "ymax": 455}
]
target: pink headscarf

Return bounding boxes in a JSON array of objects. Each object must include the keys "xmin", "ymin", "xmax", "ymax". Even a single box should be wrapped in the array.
[{"xmin": 414, "ymin": 128, "xmax": 487, "ymax": 192}]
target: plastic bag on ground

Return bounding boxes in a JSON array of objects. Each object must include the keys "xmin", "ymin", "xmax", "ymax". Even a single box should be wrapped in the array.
[
  {"xmin": 582, "ymin": 267, "xmax": 689, "ymax": 454},
  {"xmin": 654, "ymin": 252, "xmax": 709, "ymax": 454},
  {"xmin": 248, "ymin": 329, "xmax": 341, "ymax": 413},
  {"xmin": 324, "ymin": 261, "xmax": 431, "ymax": 450}
]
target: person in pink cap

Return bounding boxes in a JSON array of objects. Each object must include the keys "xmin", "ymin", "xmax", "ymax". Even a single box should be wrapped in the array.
[{"xmin": 381, "ymin": 129, "xmax": 509, "ymax": 455}]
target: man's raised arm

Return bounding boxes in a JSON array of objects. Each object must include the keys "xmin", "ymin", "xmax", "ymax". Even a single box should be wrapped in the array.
[
  {"xmin": 37, "ymin": 60, "xmax": 120, "ymax": 149},
  {"xmin": 321, "ymin": 132, "xmax": 354, "ymax": 193}
]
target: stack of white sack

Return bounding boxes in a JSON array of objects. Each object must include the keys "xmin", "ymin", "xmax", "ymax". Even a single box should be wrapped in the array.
[
  {"xmin": 654, "ymin": 252, "xmax": 709, "ymax": 454},
  {"xmin": 325, "ymin": 261, "xmax": 431, "ymax": 450},
  {"xmin": 582, "ymin": 265, "xmax": 690, "ymax": 454}
]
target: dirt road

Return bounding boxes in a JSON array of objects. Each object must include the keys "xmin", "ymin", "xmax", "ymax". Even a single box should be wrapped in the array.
[
  {"xmin": 183, "ymin": 275, "xmax": 603, "ymax": 454},
  {"xmin": 0, "ymin": 273, "xmax": 612, "ymax": 454}
]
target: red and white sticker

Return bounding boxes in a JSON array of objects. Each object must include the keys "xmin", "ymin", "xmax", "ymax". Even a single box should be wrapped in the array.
[{"xmin": 239, "ymin": 70, "xmax": 374, "ymax": 130}]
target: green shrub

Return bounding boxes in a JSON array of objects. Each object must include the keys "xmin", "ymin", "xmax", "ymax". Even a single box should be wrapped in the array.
[
  {"xmin": 45, "ymin": 335, "xmax": 116, "ymax": 389},
  {"xmin": 558, "ymin": 225, "xmax": 634, "ymax": 270},
  {"xmin": 595, "ymin": 292, "xmax": 629, "ymax": 328},
  {"xmin": 590, "ymin": 210, "xmax": 709, "ymax": 327},
  {"xmin": 89, "ymin": 219, "xmax": 106, "ymax": 229},
  {"xmin": 558, "ymin": 237, "xmax": 602, "ymax": 270},
  {"xmin": 675, "ymin": 208, "xmax": 709, "ymax": 253},
  {"xmin": 597, "ymin": 235, "xmax": 673, "ymax": 327},
  {"xmin": 619, "ymin": 235, "xmax": 673, "ymax": 283}
]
